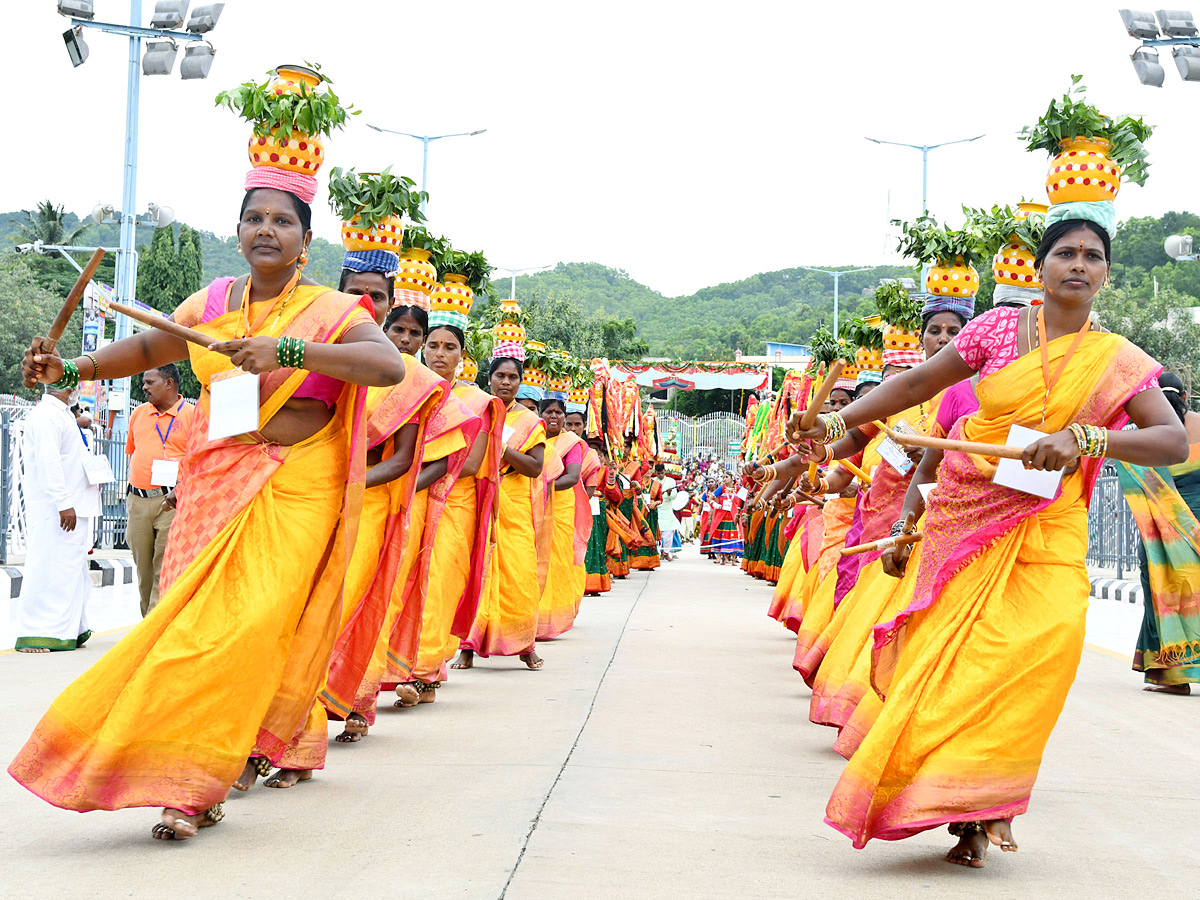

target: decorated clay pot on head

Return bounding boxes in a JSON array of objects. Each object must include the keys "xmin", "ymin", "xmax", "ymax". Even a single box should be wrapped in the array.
[
  {"xmin": 431, "ymin": 274, "xmax": 474, "ymax": 315},
  {"xmin": 568, "ymin": 388, "xmax": 589, "ymax": 405},
  {"xmin": 271, "ymin": 64, "xmax": 323, "ymax": 96},
  {"xmin": 548, "ymin": 374, "xmax": 571, "ymax": 395},
  {"xmin": 249, "ymin": 128, "xmax": 324, "ymax": 176},
  {"xmin": 493, "ymin": 321, "xmax": 526, "ymax": 345},
  {"xmin": 524, "ymin": 366, "xmax": 548, "ymax": 388},
  {"xmin": 1045, "ymin": 137, "xmax": 1120, "ymax": 204},
  {"xmin": 926, "ymin": 256, "xmax": 979, "ymax": 297},
  {"xmin": 461, "ymin": 356, "xmax": 478, "ymax": 381},
  {"xmin": 993, "ymin": 202, "xmax": 1047, "ymax": 288},
  {"xmin": 855, "ymin": 345, "xmax": 884, "ymax": 372},
  {"xmin": 396, "ymin": 248, "xmax": 437, "ymax": 295},
  {"xmin": 341, "ymin": 215, "xmax": 404, "ymax": 253}
]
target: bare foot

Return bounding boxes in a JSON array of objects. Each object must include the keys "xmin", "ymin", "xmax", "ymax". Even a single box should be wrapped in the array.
[
  {"xmin": 415, "ymin": 682, "xmax": 439, "ymax": 704},
  {"xmin": 334, "ymin": 713, "xmax": 368, "ymax": 742},
  {"xmin": 984, "ymin": 819, "xmax": 1018, "ymax": 853},
  {"xmin": 232, "ymin": 756, "xmax": 270, "ymax": 791},
  {"xmin": 946, "ymin": 829, "xmax": 988, "ymax": 868},
  {"xmin": 16, "ymin": 647, "xmax": 50, "ymax": 653},
  {"xmin": 450, "ymin": 649, "xmax": 474, "ymax": 670},
  {"xmin": 1144, "ymin": 683, "xmax": 1191, "ymax": 694},
  {"xmin": 520, "ymin": 651, "xmax": 544, "ymax": 670},
  {"xmin": 263, "ymin": 769, "xmax": 312, "ymax": 789},
  {"xmin": 393, "ymin": 683, "xmax": 419, "ymax": 708}
]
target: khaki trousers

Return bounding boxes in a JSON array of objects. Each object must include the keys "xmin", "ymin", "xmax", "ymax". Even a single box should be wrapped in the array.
[{"xmin": 126, "ymin": 491, "xmax": 175, "ymax": 616}]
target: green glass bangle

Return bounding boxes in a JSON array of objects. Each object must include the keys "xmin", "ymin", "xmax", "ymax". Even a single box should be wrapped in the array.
[{"xmin": 51, "ymin": 357, "xmax": 80, "ymax": 391}]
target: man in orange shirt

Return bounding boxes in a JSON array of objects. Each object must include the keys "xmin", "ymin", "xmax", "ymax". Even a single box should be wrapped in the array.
[{"xmin": 125, "ymin": 364, "xmax": 194, "ymax": 616}]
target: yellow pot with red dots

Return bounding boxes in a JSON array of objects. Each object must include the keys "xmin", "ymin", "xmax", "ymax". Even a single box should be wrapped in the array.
[
  {"xmin": 461, "ymin": 356, "xmax": 478, "ymax": 381},
  {"xmin": 395, "ymin": 248, "xmax": 437, "ymax": 296},
  {"xmin": 341, "ymin": 215, "xmax": 404, "ymax": 254},
  {"xmin": 523, "ymin": 367, "xmax": 547, "ymax": 388},
  {"xmin": 1046, "ymin": 138, "xmax": 1121, "ymax": 204},
  {"xmin": 248, "ymin": 128, "xmax": 324, "ymax": 176},
  {"xmin": 271, "ymin": 64, "xmax": 322, "ymax": 95},
  {"xmin": 430, "ymin": 274, "xmax": 474, "ymax": 317},
  {"xmin": 926, "ymin": 256, "xmax": 979, "ymax": 297},
  {"xmin": 568, "ymin": 388, "xmax": 589, "ymax": 405},
  {"xmin": 493, "ymin": 321, "xmax": 525, "ymax": 345},
  {"xmin": 855, "ymin": 345, "xmax": 884, "ymax": 372},
  {"xmin": 992, "ymin": 241, "xmax": 1040, "ymax": 288}
]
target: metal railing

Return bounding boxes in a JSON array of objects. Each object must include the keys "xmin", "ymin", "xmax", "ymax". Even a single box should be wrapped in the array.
[
  {"xmin": 1085, "ymin": 466, "xmax": 1143, "ymax": 579},
  {"xmin": 1, "ymin": 406, "xmax": 128, "ymax": 564}
]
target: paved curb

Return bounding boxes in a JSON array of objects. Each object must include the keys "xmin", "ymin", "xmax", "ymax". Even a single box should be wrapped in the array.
[
  {"xmin": 1089, "ymin": 575, "xmax": 1143, "ymax": 605},
  {"xmin": 1, "ymin": 556, "xmax": 135, "ymax": 596},
  {"xmin": 89, "ymin": 557, "xmax": 134, "ymax": 588}
]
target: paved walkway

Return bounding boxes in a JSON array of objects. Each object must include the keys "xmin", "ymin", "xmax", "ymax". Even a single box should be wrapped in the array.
[{"xmin": 2, "ymin": 549, "xmax": 1198, "ymax": 899}]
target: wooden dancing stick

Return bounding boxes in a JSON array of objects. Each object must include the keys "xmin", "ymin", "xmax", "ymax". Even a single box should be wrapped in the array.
[
  {"xmin": 797, "ymin": 360, "xmax": 845, "ymax": 432},
  {"xmin": 45, "ymin": 248, "xmax": 106, "ymax": 353},
  {"xmin": 837, "ymin": 458, "xmax": 872, "ymax": 485},
  {"xmin": 840, "ymin": 531, "xmax": 923, "ymax": 556},
  {"xmin": 877, "ymin": 421, "xmax": 1026, "ymax": 461},
  {"xmin": 795, "ymin": 489, "xmax": 826, "ymax": 508},
  {"xmin": 108, "ymin": 301, "xmax": 217, "ymax": 349}
]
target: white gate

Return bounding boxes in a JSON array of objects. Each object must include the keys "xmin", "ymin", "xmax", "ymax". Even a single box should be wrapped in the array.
[{"xmin": 657, "ymin": 411, "xmax": 746, "ymax": 471}]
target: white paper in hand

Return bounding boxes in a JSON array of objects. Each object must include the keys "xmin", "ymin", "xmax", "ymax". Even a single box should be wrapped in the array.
[
  {"xmin": 878, "ymin": 419, "xmax": 915, "ymax": 474},
  {"xmin": 993, "ymin": 424, "xmax": 1062, "ymax": 500},
  {"xmin": 82, "ymin": 453, "xmax": 115, "ymax": 485},
  {"xmin": 736, "ymin": 487, "xmax": 749, "ymax": 501},
  {"xmin": 150, "ymin": 458, "xmax": 180, "ymax": 488},
  {"xmin": 208, "ymin": 370, "xmax": 260, "ymax": 441},
  {"xmin": 917, "ymin": 481, "xmax": 935, "ymax": 502},
  {"xmin": 502, "ymin": 424, "xmax": 515, "ymax": 445},
  {"xmin": 589, "ymin": 496, "xmax": 601, "ymax": 515}
]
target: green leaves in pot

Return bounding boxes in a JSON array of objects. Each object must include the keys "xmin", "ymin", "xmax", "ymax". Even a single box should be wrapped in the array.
[{"xmin": 327, "ymin": 167, "xmax": 427, "ymax": 229}]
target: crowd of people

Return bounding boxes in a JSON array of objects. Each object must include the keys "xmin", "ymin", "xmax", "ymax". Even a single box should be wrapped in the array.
[
  {"xmin": 718, "ymin": 210, "xmax": 1200, "ymax": 867},
  {"xmin": 8, "ymin": 65, "xmax": 1200, "ymax": 877}
]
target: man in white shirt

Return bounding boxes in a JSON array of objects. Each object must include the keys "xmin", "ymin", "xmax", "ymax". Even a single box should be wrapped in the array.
[{"xmin": 16, "ymin": 386, "xmax": 101, "ymax": 652}]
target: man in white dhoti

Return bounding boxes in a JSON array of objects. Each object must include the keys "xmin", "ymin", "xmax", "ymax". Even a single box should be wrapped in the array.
[{"xmin": 16, "ymin": 385, "xmax": 100, "ymax": 652}]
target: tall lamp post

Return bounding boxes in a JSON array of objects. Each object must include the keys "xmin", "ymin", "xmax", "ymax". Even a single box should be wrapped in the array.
[
  {"xmin": 367, "ymin": 125, "xmax": 487, "ymax": 215},
  {"xmin": 56, "ymin": 0, "xmax": 223, "ymax": 422},
  {"xmin": 796, "ymin": 266, "xmax": 872, "ymax": 336},
  {"xmin": 864, "ymin": 134, "xmax": 985, "ymax": 216},
  {"xmin": 495, "ymin": 264, "xmax": 553, "ymax": 301}
]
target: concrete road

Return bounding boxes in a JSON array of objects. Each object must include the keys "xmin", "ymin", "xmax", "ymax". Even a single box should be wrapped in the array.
[{"xmin": 2, "ymin": 548, "xmax": 1197, "ymax": 899}]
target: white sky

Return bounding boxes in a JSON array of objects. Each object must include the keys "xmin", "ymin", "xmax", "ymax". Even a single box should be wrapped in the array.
[{"xmin": 4, "ymin": 1, "xmax": 1198, "ymax": 296}]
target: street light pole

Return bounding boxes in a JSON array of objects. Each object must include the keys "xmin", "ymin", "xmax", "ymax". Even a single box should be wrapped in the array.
[
  {"xmin": 367, "ymin": 125, "xmax": 487, "ymax": 215},
  {"xmin": 796, "ymin": 266, "xmax": 872, "ymax": 336},
  {"xmin": 864, "ymin": 134, "xmax": 985, "ymax": 215},
  {"xmin": 495, "ymin": 264, "xmax": 553, "ymax": 301}
]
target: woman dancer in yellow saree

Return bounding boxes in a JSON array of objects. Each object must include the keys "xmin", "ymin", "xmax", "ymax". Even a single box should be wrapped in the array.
[
  {"xmin": 10, "ymin": 184, "xmax": 405, "ymax": 839},
  {"xmin": 409, "ymin": 323, "xmax": 505, "ymax": 698},
  {"xmin": 792, "ymin": 214, "xmax": 1187, "ymax": 866},
  {"xmin": 537, "ymin": 397, "xmax": 595, "ymax": 639},
  {"xmin": 454, "ymin": 356, "xmax": 562, "ymax": 669}
]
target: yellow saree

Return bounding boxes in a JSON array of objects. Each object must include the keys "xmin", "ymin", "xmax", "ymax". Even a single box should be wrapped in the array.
[
  {"xmin": 462, "ymin": 404, "xmax": 563, "ymax": 657},
  {"xmin": 825, "ymin": 330, "xmax": 1159, "ymax": 847},
  {"xmin": 8, "ymin": 280, "xmax": 375, "ymax": 814}
]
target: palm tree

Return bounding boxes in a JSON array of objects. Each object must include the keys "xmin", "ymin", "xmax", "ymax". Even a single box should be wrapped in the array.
[{"xmin": 9, "ymin": 200, "xmax": 92, "ymax": 247}]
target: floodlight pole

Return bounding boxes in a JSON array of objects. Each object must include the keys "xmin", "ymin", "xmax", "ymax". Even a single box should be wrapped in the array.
[
  {"xmin": 68, "ymin": 2, "xmax": 206, "ymax": 422},
  {"xmin": 796, "ymin": 266, "xmax": 872, "ymax": 337},
  {"xmin": 367, "ymin": 125, "xmax": 488, "ymax": 215}
]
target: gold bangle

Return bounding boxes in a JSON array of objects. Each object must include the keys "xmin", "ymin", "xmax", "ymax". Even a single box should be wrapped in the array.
[{"xmin": 83, "ymin": 353, "xmax": 100, "ymax": 381}]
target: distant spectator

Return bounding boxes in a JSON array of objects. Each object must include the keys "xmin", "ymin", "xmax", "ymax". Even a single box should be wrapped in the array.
[
  {"xmin": 125, "ymin": 365, "xmax": 195, "ymax": 617},
  {"xmin": 16, "ymin": 386, "xmax": 100, "ymax": 652}
]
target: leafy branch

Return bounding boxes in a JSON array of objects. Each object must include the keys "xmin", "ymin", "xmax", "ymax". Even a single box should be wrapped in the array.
[
  {"xmin": 840, "ymin": 316, "xmax": 884, "ymax": 350},
  {"xmin": 894, "ymin": 215, "xmax": 984, "ymax": 268},
  {"xmin": 963, "ymin": 203, "xmax": 1047, "ymax": 256},
  {"xmin": 1018, "ymin": 75, "xmax": 1153, "ymax": 186},
  {"xmin": 214, "ymin": 70, "xmax": 358, "ymax": 139},
  {"xmin": 434, "ymin": 247, "xmax": 494, "ymax": 294},
  {"xmin": 873, "ymin": 281, "xmax": 923, "ymax": 330},
  {"xmin": 808, "ymin": 326, "xmax": 843, "ymax": 368},
  {"xmin": 327, "ymin": 167, "xmax": 426, "ymax": 229},
  {"xmin": 400, "ymin": 225, "xmax": 448, "ymax": 255}
]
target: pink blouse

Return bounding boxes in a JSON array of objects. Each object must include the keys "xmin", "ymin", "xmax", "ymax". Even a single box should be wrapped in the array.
[
  {"xmin": 952, "ymin": 305, "xmax": 1157, "ymax": 395},
  {"xmin": 201, "ymin": 277, "xmax": 345, "ymax": 408}
]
